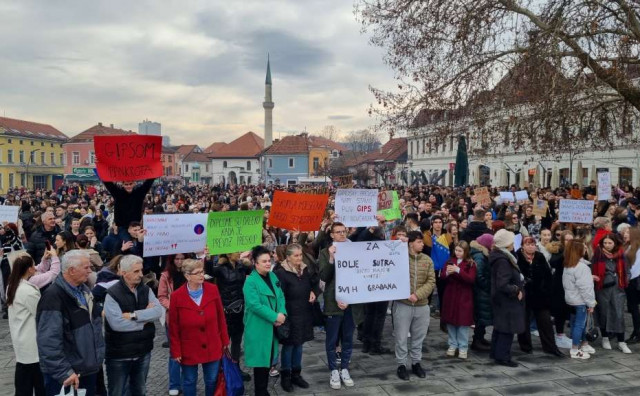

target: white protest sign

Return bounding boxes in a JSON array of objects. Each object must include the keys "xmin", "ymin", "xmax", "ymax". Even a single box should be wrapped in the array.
[
  {"xmin": 558, "ymin": 199, "xmax": 594, "ymax": 224},
  {"xmin": 334, "ymin": 240, "xmax": 410, "ymax": 304},
  {"xmin": 143, "ymin": 213, "xmax": 208, "ymax": 257},
  {"xmin": 514, "ymin": 233, "xmax": 523, "ymax": 252},
  {"xmin": 515, "ymin": 190, "xmax": 529, "ymax": 202},
  {"xmin": 0, "ymin": 206, "xmax": 19, "ymax": 223},
  {"xmin": 499, "ymin": 192, "xmax": 515, "ymax": 203},
  {"xmin": 334, "ymin": 189, "xmax": 378, "ymax": 227},
  {"xmin": 597, "ymin": 171, "xmax": 611, "ymax": 201}
]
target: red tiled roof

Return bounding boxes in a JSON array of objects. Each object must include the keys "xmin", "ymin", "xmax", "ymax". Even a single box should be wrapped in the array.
[
  {"xmin": 69, "ymin": 123, "xmax": 135, "ymax": 143},
  {"xmin": 204, "ymin": 142, "xmax": 228, "ymax": 154},
  {"xmin": 208, "ymin": 132, "xmax": 264, "ymax": 158},
  {"xmin": 263, "ymin": 134, "xmax": 309, "ymax": 155},
  {"xmin": 356, "ymin": 138, "xmax": 408, "ymax": 165},
  {"xmin": 308, "ymin": 135, "xmax": 347, "ymax": 152},
  {"xmin": 0, "ymin": 116, "xmax": 69, "ymax": 141},
  {"xmin": 175, "ymin": 145, "xmax": 198, "ymax": 157},
  {"xmin": 162, "ymin": 146, "xmax": 176, "ymax": 154},
  {"xmin": 183, "ymin": 152, "xmax": 210, "ymax": 163}
]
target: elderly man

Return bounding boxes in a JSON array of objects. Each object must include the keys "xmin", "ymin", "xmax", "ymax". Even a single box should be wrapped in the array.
[
  {"xmin": 104, "ymin": 255, "xmax": 162, "ymax": 396},
  {"xmin": 37, "ymin": 250, "xmax": 104, "ymax": 396},
  {"xmin": 27, "ymin": 212, "xmax": 61, "ymax": 265}
]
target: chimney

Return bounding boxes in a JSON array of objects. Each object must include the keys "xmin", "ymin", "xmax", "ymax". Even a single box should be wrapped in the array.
[{"xmin": 98, "ymin": 122, "xmax": 102, "ymax": 127}]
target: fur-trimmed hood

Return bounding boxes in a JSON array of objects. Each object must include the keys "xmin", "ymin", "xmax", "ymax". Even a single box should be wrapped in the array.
[
  {"xmin": 545, "ymin": 241, "xmax": 562, "ymax": 254},
  {"xmin": 470, "ymin": 240, "xmax": 489, "ymax": 257}
]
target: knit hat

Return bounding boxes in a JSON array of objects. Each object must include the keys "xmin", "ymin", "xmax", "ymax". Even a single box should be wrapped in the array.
[
  {"xmin": 491, "ymin": 220, "xmax": 505, "ymax": 233},
  {"xmin": 476, "ymin": 233, "xmax": 494, "ymax": 251},
  {"xmin": 494, "ymin": 229, "xmax": 515, "ymax": 249}
]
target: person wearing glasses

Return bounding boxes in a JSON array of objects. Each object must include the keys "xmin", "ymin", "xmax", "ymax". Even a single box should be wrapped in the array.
[{"xmin": 169, "ymin": 259, "xmax": 229, "ymax": 396}]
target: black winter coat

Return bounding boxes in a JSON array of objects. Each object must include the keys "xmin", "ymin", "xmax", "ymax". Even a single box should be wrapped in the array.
[
  {"xmin": 471, "ymin": 242, "xmax": 492, "ymax": 326},
  {"xmin": 211, "ymin": 261, "xmax": 252, "ymax": 308},
  {"xmin": 490, "ymin": 249, "xmax": 525, "ymax": 334},
  {"xmin": 547, "ymin": 242, "xmax": 570, "ymax": 318},
  {"xmin": 516, "ymin": 250, "xmax": 553, "ymax": 311},
  {"xmin": 275, "ymin": 263, "xmax": 321, "ymax": 346},
  {"xmin": 27, "ymin": 225, "xmax": 61, "ymax": 264},
  {"xmin": 461, "ymin": 221, "xmax": 492, "ymax": 243}
]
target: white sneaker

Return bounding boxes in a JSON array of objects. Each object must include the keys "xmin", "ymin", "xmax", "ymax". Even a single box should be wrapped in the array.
[
  {"xmin": 330, "ymin": 370, "xmax": 341, "ymax": 390},
  {"xmin": 602, "ymin": 337, "xmax": 612, "ymax": 350},
  {"xmin": 168, "ymin": 391, "xmax": 179, "ymax": 396},
  {"xmin": 581, "ymin": 344, "xmax": 596, "ymax": 354},
  {"xmin": 340, "ymin": 369, "xmax": 354, "ymax": 387},
  {"xmin": 458, "ymin": 350, "xmax": 468, "ymax": 359},
  {"xmin": 532, "ymin": 330, "xmax": 540, "ymax": 337},
  {"xmin": 446, "ymin": 347, "xmax": 456, "ymax": 357},
  {"xmin": 618, "ymin": 342, "xmax": 632, "ymax": 354},
  {"xmin": 555, "ymin": 334, "xmax": 573, "ymax": 349},
  {"xmin": 570, "ymin": 349, "xmax": 590, "ymax": 360}
]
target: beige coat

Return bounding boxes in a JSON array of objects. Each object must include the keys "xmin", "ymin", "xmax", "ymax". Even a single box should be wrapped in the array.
[{"xmin": 8, "ymin": 279, "xmax": 41, "ymax": 363}]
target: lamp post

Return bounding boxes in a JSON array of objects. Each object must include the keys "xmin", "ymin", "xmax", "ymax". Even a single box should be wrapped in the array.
[{"xmin": 26, "ymin": 149, "xmax": 41, "ymax": 190}]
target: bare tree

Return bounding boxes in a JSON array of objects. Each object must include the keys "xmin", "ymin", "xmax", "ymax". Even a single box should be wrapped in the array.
[
  {"xmin": 356, "ymin": 0, "xmax": 640, "ymax": 156},
  {"xmin": 316, "ymin": 125, "xmax": 342, "ymax": 142},
  {"xmin": 344, "ymin": 128, "xmax": 381, "ymax": 153}
]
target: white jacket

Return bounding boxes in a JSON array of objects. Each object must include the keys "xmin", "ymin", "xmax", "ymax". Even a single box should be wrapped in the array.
[
  {"xmin": 563, "ymin": 258, "xmax": 596, "ymax": 308},
  {"xmin": 8, "ymin": 279, "xmax": 41, "ymax": 363}
]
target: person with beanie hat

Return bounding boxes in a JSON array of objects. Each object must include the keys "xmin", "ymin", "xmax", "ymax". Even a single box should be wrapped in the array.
[
  {"xmin": 489, "ymin": 229, "xmax": 525, "ymax": 367},
  {"xmin": 470, "ymin": 233, "xmax": 494, "ymax": 351}
]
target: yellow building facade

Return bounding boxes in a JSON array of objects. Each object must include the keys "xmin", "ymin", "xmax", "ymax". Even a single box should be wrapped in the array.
[{"xmin": 0, "ymin": 117, "xmax": 68, "ymax": 192}]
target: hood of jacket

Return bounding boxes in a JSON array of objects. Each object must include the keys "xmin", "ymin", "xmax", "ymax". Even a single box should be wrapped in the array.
[
  {"xmin": 470, "ymin": 240, "xmax": 489, "ymax": 257},
  {"xmin": 545, "ymin": 241, "xmax": 562, "ymax": 254}
]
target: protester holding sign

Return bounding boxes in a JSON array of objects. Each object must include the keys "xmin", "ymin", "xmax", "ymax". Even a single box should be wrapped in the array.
[
  {"xmin": 103, "ymin": 179, "xmax": 155, "ymax": 235},
  {"xmin": 393, "ymin": 231, "xmax": 435, "ymax": 380}
]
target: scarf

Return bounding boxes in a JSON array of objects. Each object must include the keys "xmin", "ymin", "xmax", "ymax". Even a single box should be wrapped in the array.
[
  {"xmin": 497, "ymin": 247, "xmax": 518, "ymax": 267},
  {"xmin": 188, "ymin": 285, "xmax": 203, "ymax": 300},
  {"xmin": 592, "ymin": 247, "xmax": 628, "ymax": 290}
]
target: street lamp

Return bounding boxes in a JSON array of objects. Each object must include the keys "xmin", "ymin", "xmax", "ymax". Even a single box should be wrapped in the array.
[{"xmin": 26, "ymin": 149, "xmax": 41, "ymax": 190}]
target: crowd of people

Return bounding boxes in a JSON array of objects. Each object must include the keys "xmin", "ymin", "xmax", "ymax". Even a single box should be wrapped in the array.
[{"xmin": 2, "ymin": 178, "xmax": 640, "ymax": 396}]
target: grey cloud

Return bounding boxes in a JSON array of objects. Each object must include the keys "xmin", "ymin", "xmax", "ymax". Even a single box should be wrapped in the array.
[{"xmin": 328, "ymin": 115, "xmax": 353, "ymax": 120}]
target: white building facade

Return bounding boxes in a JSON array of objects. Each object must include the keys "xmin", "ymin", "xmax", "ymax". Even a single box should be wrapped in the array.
[{"xmin": 211, "ymin": 158, "xmax": 260, "ymax": 186}]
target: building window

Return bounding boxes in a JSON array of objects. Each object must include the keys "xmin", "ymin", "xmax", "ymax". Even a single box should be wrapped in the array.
[
  {"xmin": 205, "ymin": 164, "xmax": 210, "ymax": 172},
  {"xmin": 246, "ymin": 161, "xmax": 251, "ymax": 171},
  {"xmin": 60, "ymin": 153, "xmax": 65, "ymax": 165},
  {"xmin": 50, "ymin": 152, "xmax": 55, "ymax": 165},
  {"xmin": 33, "ymin": 175, "xmax": 46, "ymax": 190},
  {"xmin": 19, "ymin": 150, "xmax": 25, "ymax": 163},
  {"xmin": 0, "ymin": 174, "xmax": 3, "ymax": 190},
  {"xmin": 435, "ymin": 140, "xmax": 438, "ymax": 153},
  {"xmin": 20, "ymin": 173, "xmax": 25, "ymax": 187},
  {"xmin": 9, "ymin": 173, "xmax": 14, "ymax": 188},
  {"xmin": 30, "ymin": 151, "xmax": 36, "ymax": 164},
  {"xmin": 7, "ymin": 150, "xmax": 13, "ymax": 164},
  {"xmin": 30, "ymin": 141, "xmax": 34, "ymax": 146},
  {"xmin": 50, "ymin": 143, "xmax": 53, "ymax": 147},
  {"xmin": 0, "ymin": 149, "xmax": 3, "ymax": 163},
  {"xmin": 620, "ymin": 167, "xmax": 633, "ymax": 186},
  {"xmin": 185, "ymin": 164, "xmax": 189, "ymax": 172},
  {"xmin": 248, "ymin": 176, "xmax": 252, "ymax": 184},
  {"xmin": 422, "ymin": 139, "xmax": 425, "ymax": 154},
  {"xmin": 40, "ymin": 152, "xmax": 45, "ymax": 165},
  {"xmin": 313, "ymin": 157, "xmax": 319, "ymax": 171},
  {"xmin": 7, "ymin": 139, "xmax": 11, "ymax": 143},
  {"xmin": 72, "ymin": 152, "xmax": 80, "ymax": 165},
  {"xmin": 19, "ymin": 140, "xmax": 23, "ymax": 145},
  {"xmin": 288, "ymin": 158, "xmax": 294, "ymax": 168},
  {"xmin": 41, "ymin": 142, "xmax": 44, "ymax": 146},
  {"xmin": 410, "ymin": 141, "xmax": 413, "ymax": 156},
  {"xmin": 223, "ymin": 161, "xmax": 227, "ymax": 169},
  {"xmin": 450, "ymin": 136, "xmax": 454, "ymax": 151},
  {"xmin": 89, "ymin": 151, "xmax": 95, "ymax": 164},
  {"xmin": 268, "ymin": 158, "xmax": 273, "ymax": 168}
]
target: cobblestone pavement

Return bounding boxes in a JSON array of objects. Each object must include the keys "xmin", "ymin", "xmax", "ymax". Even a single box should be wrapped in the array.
[{"xmin": 1, "ymin": 313, "xmax": 639, "ymax": 396}]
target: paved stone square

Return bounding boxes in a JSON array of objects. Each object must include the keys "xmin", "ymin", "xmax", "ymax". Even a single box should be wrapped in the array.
[{"xmin": 1, "ymin": 314, "xmax": 639, "ymax": 395}]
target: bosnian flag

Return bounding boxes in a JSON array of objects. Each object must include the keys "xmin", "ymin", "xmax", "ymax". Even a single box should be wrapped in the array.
[{"xmin": 431, "ymin": 234, "xmax": 451, "ymax": 271}]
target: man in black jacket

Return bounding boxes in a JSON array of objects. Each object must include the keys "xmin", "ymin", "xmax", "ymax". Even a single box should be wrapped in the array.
[
  {"xmin": 461, "ymin": 209, "xmax": 492, "ymax": 243},
  {"xmin": 27, "ymin": 212, "xmax": 61, "ymax": 264},
  {"xmin": 103, "ymin": 179, "xmax": 155, "ymax": 239}
]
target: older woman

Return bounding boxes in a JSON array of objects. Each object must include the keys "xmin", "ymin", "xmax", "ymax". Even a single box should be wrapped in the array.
[
  {"xmin": 244, "ymin": 245, "xmax": 287, "ymax": 396},
  {"xmin": 274, "ymin": 244, "xmax": 320, "ymax": 392},
  {"xmin": 169, "ymin": 259, "xmax": 229, "ymax": 396},
  {"xmin": 490, "ymin": 229, "xmax": 526, "ymax": 367}
]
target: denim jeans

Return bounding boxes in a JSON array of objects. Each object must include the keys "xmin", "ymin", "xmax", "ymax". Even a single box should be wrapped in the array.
[
  {"xmin": 44, "ymin": 373, "xmax": 97, "ymax": 396},
  {"xmin": 570, "ymin": 305, "xmax": 588, "ymax": 347},
  {"xmin": 447, "ymin": 325, "xmax": 470, "ymax": 352},
  {"xmin": 181, "ymin": 360, "xmax": 219, "ymax": 396},
  {"xmin": 325, "ymin": 306, "xmax": 355, "ymax": 370},
  {"xmin": 106, "ymin": 352, "xmax": 152, "ymax": 396},
  {"xmin": 165, "ymin": 323, "xmax": 183, "ymax": 392},
  {"xmin": 281, "ymin": 344, "xmax": 303, "ymax": 370}
]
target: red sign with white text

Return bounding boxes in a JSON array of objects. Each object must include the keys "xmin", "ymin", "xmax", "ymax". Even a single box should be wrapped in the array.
[{"xmin": 94, "ymin": 135, "xmax": 162, "ymax": 182}]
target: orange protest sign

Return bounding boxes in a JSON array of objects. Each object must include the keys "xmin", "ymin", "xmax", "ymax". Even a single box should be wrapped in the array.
[
  {"xmin": 474, "ymin": 187, "xmax": 492, "ymax": 207},
  {"xmin": 268, "ymin": 190, "xmax": 329, "ymax": 231},
  {"xmin": 94, "ymin": 135, "xmax": 162, "ymax": 182}
]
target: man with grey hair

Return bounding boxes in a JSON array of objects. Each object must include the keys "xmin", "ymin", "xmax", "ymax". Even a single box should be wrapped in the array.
[
  {"xmin": 103, "ymin": 255, "xmax": 162, "ymax": 396},
  {"xmin": 37, "ymin": 250, "xmax": 105, "ymax": 396},
  {"xmin": 27, "ymin": 211, "xmax": 61, "ymax": 264}
]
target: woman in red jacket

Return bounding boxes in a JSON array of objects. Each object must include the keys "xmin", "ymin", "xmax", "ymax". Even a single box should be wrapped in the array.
[
  {"xmin": 169, "ymin": 259, "xmax": 230, "ymax": 396},
  {"xmin": 440, "ymin": 241, "xmax": 477, "ymax": 359}
]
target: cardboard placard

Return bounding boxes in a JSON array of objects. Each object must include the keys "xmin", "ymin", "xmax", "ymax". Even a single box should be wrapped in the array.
[
  {"xmin": 474, "ymin": 187, "xmax": 491, "ymax": 207},
  {"xmin": 559, "ymin": 199, "xmax": 594, "ymax": 224},
  {"xmin": 267, "ymin": 190, "xmax": 328, "ymax": 231},
  {"xmin": 531, "ymin": 199, "xmax": 548, "ymax": 217},
  {"xmin": 0, "ymin": 206, "xmax": 20, "ymax": 224},
  {"xmin": 142, "ymin": 213, "xmax": 207, "ymax": 257},
  {"xmin": 334, "ymin": 240, "xmax": 410, "ymax": 304},
  {"xmin": 335, "ymin": 189, "xmax": 378, "ymax": 227},
  {"xmin": 377, "ymin": 190, "xmax": 402, "ymax": 220},
  {"xmin": 207, "ymin": 210, "xmax": 264, "ymax": 255},
  {"xmin": 94, "ymin": 135, "xmax": 162, "ymax": 181},
  {"xmin": 337, "ymin": 174, "xmax": 353, "ymax": 188},
  {"xmin": 597, "ymin": 171, "xmax": 611, "ymax": 201}
]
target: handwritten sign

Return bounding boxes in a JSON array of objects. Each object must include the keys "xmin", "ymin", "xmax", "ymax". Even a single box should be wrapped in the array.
[
  {"xmin": 531, "ymin": 199, "xmax": 548, "ymax": 217},
  {"xmin": 499, "ymin": 192, "xmax": 515, "ymax": 203},
  {"xmin": 474, "ymin": 187, "xmax": 491, "ymax": 207},
  {"xmin": 207, "ymin": 210, "xmax": 264, "ymax": 255},
  {"xmin": 0, "ymin": 206, "xmax": 19, "ymax": 223},
  {"xmin": 335, "ymin": 189, "xmax": 378, "ymax": 227},
  {"xmin": 377, "ymin": 191, "xmax": 402, "ymax": 220},
  {"xmin": 334, "ymin": 240, "xmax": 410, "ymax": 304},
  {"xmin": 515, "ymin": 190, "xmax": 529, "ymax": 202},
  {"xmin": 559, "ymin": 199, "xmax": 594, "ymax": 224},
  {"xmin": 597, "ymin": 171, "xmax": 611, "ymax": 201},
  {"xmin": 268, "ymin": 191, "xmax": 328, "ymax": 231},
  {"xmin": 143, "ymin": 213, "xmax": 207, "ymax": 257},
  {"xmin": 94, "ymin": 135, "xmax": 162, "ymax": 182},
  {"xmin": 337, "ymin": 174, "xmax": 353, "ymax": 188}
]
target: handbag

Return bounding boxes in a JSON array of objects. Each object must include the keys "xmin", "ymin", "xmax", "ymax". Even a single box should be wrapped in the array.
[
  {"xmin": 585, "ymin": 312, "xmax": 599, "ymax": 342},
  {"xmin": 275, "ymin": 320, "xmax": 291, "ymax": 342},
  {"xmin": 57, "ymin": 386, "xmax": 86, "ymax": 396},
  {"xmin": 222, "ymin": 352, "xmax": 245, "ymax": 396}
]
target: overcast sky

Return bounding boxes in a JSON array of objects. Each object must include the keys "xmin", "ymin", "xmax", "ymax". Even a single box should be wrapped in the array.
[{"xmin": 0, "ymin": 1, "xmax": 395, "ymax": 146}]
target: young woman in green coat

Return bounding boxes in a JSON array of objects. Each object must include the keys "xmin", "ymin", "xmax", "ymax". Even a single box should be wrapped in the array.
[{"xmin": 243, "ymin": 245, "xmax": 287, "ymax": 396}]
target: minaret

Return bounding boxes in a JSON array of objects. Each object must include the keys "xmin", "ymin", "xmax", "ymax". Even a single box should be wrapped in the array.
[{"xmin": 263, "ymin": 55, "xmax": 274, "ymax": 148}]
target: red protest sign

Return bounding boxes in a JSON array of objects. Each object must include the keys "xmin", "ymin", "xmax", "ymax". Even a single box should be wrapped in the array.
[
  {"xmin": 94, "ymin": 135, "xmax": 162, "ymax": 182},
  {"xmin": 268, "ymin": 190, "xmax": 329, "ymax": 232}
]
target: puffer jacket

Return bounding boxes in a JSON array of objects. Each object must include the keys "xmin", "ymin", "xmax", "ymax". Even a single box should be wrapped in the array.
[
  {"xmin": 563, "ymin": 258, "xmax": 597, "ymax": 307},
  {"xmin": 471, "ymin": 241, "xmax": 492, "ymax": 326},
  {"xmin": 398, "ymin": 252, "xmax": 435, "ymax": 306}
]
